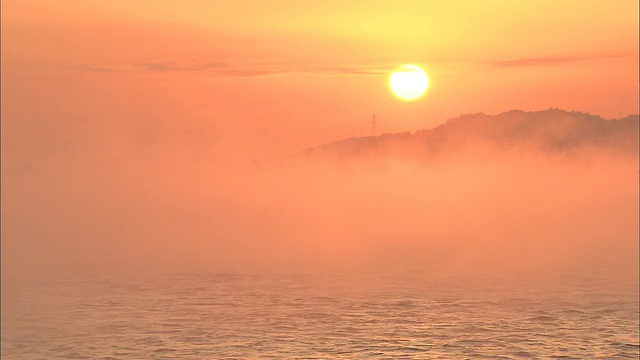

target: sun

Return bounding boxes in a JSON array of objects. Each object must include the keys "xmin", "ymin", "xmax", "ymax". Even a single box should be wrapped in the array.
[{"xmin": 389, "ymin": 64, "xmax": 429, "ymax": 101}]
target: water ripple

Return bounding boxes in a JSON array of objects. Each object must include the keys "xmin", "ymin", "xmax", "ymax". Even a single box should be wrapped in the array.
[{"xmin": 2, "ymin": 273, "xmax": 638, "ymax": 359}]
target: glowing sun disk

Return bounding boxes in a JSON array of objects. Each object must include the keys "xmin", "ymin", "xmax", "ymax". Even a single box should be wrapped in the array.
[{"xmin": 389, "ymin": 64, "xmax": 429, "ymax": 101}]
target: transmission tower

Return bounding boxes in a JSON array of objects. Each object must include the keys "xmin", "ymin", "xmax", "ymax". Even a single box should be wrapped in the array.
[{"xmin": 371, "ymin": 114, "xmax": 377, "ymax": 136}]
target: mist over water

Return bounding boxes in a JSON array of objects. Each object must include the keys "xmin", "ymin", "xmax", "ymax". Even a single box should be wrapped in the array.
[
  {"xmin": 2, "ymin": 1, "xmax": 638, "ymax": 357},
  {"xmin": 2, "ymin": 111, "xmax": 638, "ymax": 282},
  {"xmin": 2, "ymin": 110, "xmax": 638, "ymax": 358}
]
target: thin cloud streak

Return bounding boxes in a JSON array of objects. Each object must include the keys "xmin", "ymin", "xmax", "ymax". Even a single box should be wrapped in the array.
[
  {"xmin": 485, "ymin": 53, "xmax": 632, "ymax": 67},
  {"xmin": 83, "ymin": 53, "xmax": 635, "ymax": 76},
  {"xmin": 83, "ymin": 60, "xmax": 391, "ymax": 77}
]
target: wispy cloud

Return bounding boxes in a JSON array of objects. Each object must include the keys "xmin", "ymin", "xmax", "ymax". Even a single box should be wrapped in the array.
[
  {"xmin": 484, "ymin": 53, "xmax": 631, "ymax": 67},
  {"xmin": 83, "ymin": 59, "xmax": 390, "ymax": 77},
  {"xmin": 138, "ymin": 60, "xmax": 228, "ymax": 72}
]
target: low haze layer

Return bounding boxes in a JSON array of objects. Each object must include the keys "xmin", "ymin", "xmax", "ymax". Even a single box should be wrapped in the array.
[{"xmin": 3, "ymin": 110, "xmax": 637, "ymax": 283}]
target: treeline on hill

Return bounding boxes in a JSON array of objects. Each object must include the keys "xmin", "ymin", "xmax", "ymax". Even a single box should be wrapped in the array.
[{"xmin": 304, "ymin": 109, "xmax": 639, "ymax": 160}]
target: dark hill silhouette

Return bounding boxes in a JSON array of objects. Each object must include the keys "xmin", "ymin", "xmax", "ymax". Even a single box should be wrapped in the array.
[{"xmin": 304, "ymin": 109, "xmax": 639, "ymax": 159}]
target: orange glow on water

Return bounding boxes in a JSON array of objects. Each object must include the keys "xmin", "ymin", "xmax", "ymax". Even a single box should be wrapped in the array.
[{"xmin": 2, "ymin": 3, "xmax": 638, "ymax": 358}]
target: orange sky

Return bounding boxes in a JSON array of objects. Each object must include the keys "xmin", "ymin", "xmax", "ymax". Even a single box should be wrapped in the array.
[{"xmin": 3, "ymin": 0, "xmax": 638, "ymax": 155}]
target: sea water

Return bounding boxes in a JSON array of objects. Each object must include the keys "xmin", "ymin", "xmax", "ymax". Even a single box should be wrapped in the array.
[{"xmin": 2, "ymin": 272, "xmax": 638, "ymax": 359}]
